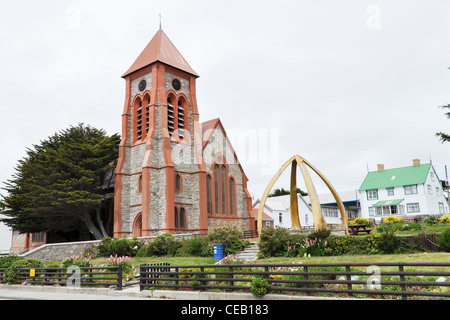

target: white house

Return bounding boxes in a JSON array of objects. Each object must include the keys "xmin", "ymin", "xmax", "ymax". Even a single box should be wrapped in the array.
[
  {"xmin": 359, "ymin": 159, "xmax": 449, "ymax": 223},
  {"xmin": 253, "ymin": 195, "xmax": 312, "ymax": 229},
  {"xmin": 253, "ymin": 190, "xmax": 360, "ymax": 229}
]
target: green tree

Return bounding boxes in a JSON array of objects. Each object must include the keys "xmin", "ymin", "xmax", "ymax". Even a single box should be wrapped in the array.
[
  {"xmin": 0, "ymin": 124, "xmax": 120, "ymax": 240},
  {"xmin": 436, "ymin": 104, "xmax": 450, "ymax": 143},
  {"xmin": 268, "ymin": 187, "xmax": 308, "ymax": 197}
]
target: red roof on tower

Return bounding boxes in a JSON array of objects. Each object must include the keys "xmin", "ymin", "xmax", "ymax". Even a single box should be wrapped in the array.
[{"xmin": 122, "ymin": 29, "xmax": 199, "ymax": 78}]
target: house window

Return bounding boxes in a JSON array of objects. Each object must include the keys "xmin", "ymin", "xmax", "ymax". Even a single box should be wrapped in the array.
[
  {"xmin": 323, "ymin": 207, "xmax": 338, "ymax": 218},
  {"xmin": 32, "ymin": 232, "xmax": 44, "ymax": 242},
  {"xmin": 439, "ymin": 202, "xmax": 444, "ymax": 213},
  {"xmin": 387, "ymin": 187, "xmax": 394, "ymax": 196},
  {"xmin": 430, "ymin": 172, "xmax": 435, "ymax": 181},
  {"xmin": 367, "ymin": 189, "xmax": 378, "ymax": 200},
  {"xmin": 406, "ymin": 203, "xmax": 420, "ymax": 213},
  {"xmin": 206, "ymin": 175, "xmax": 212, "ymax": 214},
  {"xmin": 369, "ymin": 207, "xmax": 376, "ymax": 216},
  {"xmin": 404, "ymin": 185, "xmax": 418, "ymax": 195},
  {"xmin": 427, "ymin": 185, "xmax": 432, "ymax": 195},
  {"xmin": 436, "ymin": 187, "xmax": 441, "ymax": 197},
  {"xmin": 279, "ymin": 213, "xmax": 283, "ymax": 223}
]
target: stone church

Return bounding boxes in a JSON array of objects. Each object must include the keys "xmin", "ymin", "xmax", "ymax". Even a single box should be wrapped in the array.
[
  {"xmin": 10, "ymin": 28, "xmax": 255, "ymax": 254},
  {"xmin": 113, "ymin": 28, "xmax": 255, "ymax": 238}
]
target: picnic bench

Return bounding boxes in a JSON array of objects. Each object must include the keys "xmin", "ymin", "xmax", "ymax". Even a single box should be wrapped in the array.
[{"xmin": 348, "ymin": 224, "xmax": 372, "ymax": 235}]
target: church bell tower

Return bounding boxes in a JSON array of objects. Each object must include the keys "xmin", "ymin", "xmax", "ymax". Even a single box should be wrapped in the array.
[{"xmin": 114, "ymin": 28, "xmax": 208, "ymax": 237}]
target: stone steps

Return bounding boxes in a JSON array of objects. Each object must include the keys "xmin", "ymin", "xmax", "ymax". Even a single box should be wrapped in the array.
[{"xmin": 235, "ymin": 243, "xmax": 259, "ymax": 261}]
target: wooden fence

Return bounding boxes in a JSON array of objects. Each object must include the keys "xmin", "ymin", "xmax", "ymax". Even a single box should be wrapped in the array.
[
  {"xmin": 0, "ymin": 266, "xmax": 123, "ymax": 290},
  {"xmin": 140, "ymin": 262, "xmax": 450, "ymax": 299},
  {"xmin": 404, "ymin": 234, "xmax": 441, "ymax": 252}
]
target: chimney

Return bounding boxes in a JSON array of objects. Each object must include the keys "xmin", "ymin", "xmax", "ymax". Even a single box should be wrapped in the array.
[
  {"xmin": 413, "ymin": 159, "xmax": 420, "ymax": 167},
  {"xmin": 377, "ymin": 164, "xmax": 384, "ymax": 172}
]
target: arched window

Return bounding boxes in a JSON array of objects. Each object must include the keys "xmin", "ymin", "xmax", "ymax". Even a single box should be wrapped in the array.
[
  {"xmin": 174, "ymin": 207, "xmax": 179, "ymax": 228},
  {"xmin": 214, "ymin": 164, "xmax": 220, "ymax": 214},
  {"xmin": 178, "ymin": 100, "xmax": 185, "ymax": 139},
  {"xmin": 221, "ymin": 166, "xmax": 227, "ymax": 214},
  {"xmin": 167, "ymin": 97, "xmax": 174, "ymax": 136},
  {"xmin": 138, "ymin": 174, "xmax": 143, "ymax": 193},
  {"xmin": 206, "ymin": 174, "xmax": 212, "ymax": 214},
  {"xmin": 229, "ymin": 178, "xmax": 236, "ymax": 215},
  {"xmin": 175, "ymin": 207, "xmax": 186, "ymax": 229},
  {"xmin": 179, "ymin": 207, "xmax": 186, "ymax": 228}
]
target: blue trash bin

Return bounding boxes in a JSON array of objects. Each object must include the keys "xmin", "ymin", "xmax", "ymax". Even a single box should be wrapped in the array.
[{"xmin": 213, "ymin": 244, "xmax": 224, "ymax": 260}]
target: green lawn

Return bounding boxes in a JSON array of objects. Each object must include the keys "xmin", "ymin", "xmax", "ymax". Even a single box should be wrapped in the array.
[{"xmin": 89, "ymin": 252, "xmax": 450, "ymax": 268}]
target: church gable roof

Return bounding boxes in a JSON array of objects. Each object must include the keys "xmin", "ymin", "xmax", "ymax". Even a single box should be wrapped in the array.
[{"xmin": 122, "ymin": 29, "xmax": 199, "ymax": 78}]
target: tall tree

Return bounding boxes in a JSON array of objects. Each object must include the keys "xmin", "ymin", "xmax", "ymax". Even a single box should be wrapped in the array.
[
  {"xmin": 436, "ymin": 104, "xmax": 450, "ymax": 143},
  {"xmin": 0, "ymin": 124, "xmax": 120, "ymax": 240}
]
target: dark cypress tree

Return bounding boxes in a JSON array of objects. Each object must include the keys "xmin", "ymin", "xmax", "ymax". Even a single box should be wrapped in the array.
[{"xmin": 0, "ymin": 124, "xmax": 120, "ymax": 240}]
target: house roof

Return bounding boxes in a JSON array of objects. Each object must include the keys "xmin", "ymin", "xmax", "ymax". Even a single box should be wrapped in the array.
[
  {"xmin": 250, "ymin": 208, "xmax": 274, "ymax": 221},
  {"xmin": 359, "ymin": 163, "xmax": 431, "ymax": 191},
  {"xmin": 122, "ymin": 29, "xmax": 199, "ymax": 78}
]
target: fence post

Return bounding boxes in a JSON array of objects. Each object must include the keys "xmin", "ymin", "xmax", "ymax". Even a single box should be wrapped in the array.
[
  {"xmin": 117, "ymin": 264, "xmax": 123, "ymax": 291},
  {"xmin": 200, "ymin": 267, "xmax": 205, "ymax": 291},
  {"xmin": 398, "ymin": 265, "xmax": 407, "ymax": 300},
  {"xmin": 229, "ymin": 266, "xmax": 234, "ymax": 289},
  {"xmin": 175, "ymin": 267, "xmax": 179, "ymax": 290},
  {"xmin": 303, "ymin": 266, "xmax": 311, "ymax": 296},
  {"xmin": 139, "ymin": 264, "xmax": 146, "ymax": 291},
  {"xmin": 345, "ymin": 266, "xmax": 353, "ymax": 297}
]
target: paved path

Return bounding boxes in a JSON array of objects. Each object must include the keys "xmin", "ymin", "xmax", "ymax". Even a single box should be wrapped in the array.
[{"xmin": 0, "ymin": 285, "xmax": 158, "ymax": 300}]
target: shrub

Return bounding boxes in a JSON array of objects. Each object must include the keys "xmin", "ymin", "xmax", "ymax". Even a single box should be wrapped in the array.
[
  {"xmin": 96, "ymin": 237, "xmax": 143, "ymax": 257},
  {"xmin": 440, "ymin": 214, "xmax": 450, "ymax": 224},
  {"xmin": 258, "ymin": 227, "xmax": 290, "ymax": 258},
  {"xmin": 324, "ymin": 236, "xmax": 357, "ymax": 256},
  {"xmin": 62, "ymin": 255, "xmax": 92, "ymax": 268},
  {"xmin": 424, "ymin": 216, "xmax": 439, "ymax": 225},
  {"xmin": 0, "ymin": 255, "xmax": 25, "ymax": 268},
  {"xmin": 149, "ymin": 233, "xmax": 178, "ymax": 256},
  {"xmin": 5, "ymin": 258, "xmax": 43, "ymax": 284},
  {"xmin": 307, "ymin": 228, "xmax": 331, "ymax": 240},
  {"xmin": 250, "ymin": 276, "xmax": 270, "ymax": 297},
  {"xmin": 207, "ymin": 226, "xmax": 247, "ymax": 256},
  {"xmin": 438, "ymin": 227, "xmax": 450, "ymax": 251},
  {"xmin": 383, "ymin": 216, "xmax": 404, "ymax": 225},
  {"xmin": 351, "ymin": 218, "xmax": 371, "ymax": 226},
  {"xmin": 176, "ymin": 236, "xmax": 211, "ymax": 257}
]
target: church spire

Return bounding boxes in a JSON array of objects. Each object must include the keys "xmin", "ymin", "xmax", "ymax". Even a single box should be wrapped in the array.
[{"xmin": 122, "ymin": 29, "xmax": 199, "ymax": 78}]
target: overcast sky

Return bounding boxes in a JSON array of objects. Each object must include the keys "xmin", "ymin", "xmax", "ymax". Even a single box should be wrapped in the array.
[{"xmin": 1, "ymin": 0, "xmax": 450, "ymax": 251}]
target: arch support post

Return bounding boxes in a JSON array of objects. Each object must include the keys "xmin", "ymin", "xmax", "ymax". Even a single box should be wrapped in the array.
[{"xmin": 290, "ymin": 160, "xmax": 302, "ymax": 230}]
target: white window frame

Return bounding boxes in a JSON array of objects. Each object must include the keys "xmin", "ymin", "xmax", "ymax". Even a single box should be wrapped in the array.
[
  {"xmin": 387, "ymin": 187, "xmax": 394, "ymax": 196},
  {"xmin": 406, "ymin": 203, "xmax": 420, "ymax": 213},
  {"xmin": 367, "ymin": 189, "xmax": 378, "ymax": 200},
  {"xmin": 404, "ymin": 185, "xmax": 418, "ymax": 195}
]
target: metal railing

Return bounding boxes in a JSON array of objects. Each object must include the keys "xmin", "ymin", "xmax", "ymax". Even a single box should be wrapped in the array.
[{"xmin": 139, "ymin": 262, "xmax": 450, "ymax": 299}]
